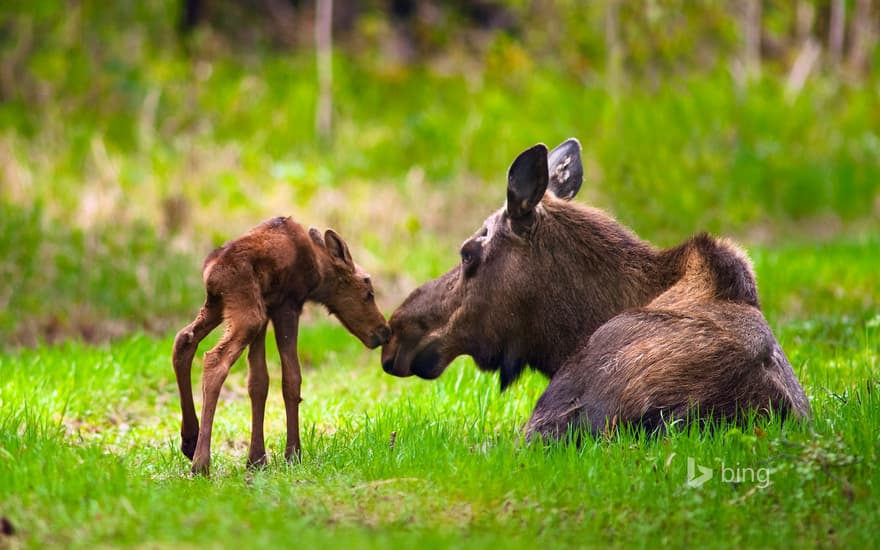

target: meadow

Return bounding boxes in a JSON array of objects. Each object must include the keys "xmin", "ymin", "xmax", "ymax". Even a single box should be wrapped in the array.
[
  {"xmin": 1, "ymin": 255, "xmax": 878, "ymax": 547},
  {"xmin": 2, "ymin": 2, "xmax": 880, "ymax": 547}
]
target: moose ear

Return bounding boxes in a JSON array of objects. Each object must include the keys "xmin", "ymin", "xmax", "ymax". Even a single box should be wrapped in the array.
[
  {"xmin": 308, "ymin": 227, "xmax": 325, "ymax": 248},
  {"xmin": 547, "ymin": 138, "xmax": 583, "ymax": 201},
  {"xmin": 324, "ymin": 229, "xmax": 354, "ymax": 267},
  {"xmin": 507, "ymin": 143, "xmax": 549, "ymax": 219}
]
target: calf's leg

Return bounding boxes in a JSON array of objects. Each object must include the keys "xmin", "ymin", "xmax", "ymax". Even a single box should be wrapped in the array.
[
  {"xmin": 272, "ymin": 304, "xmax": 302, "ymax": 462},
  {"xmin": 191, "ymin": 307, "xmax": 265, "ymax": 476},
  {"xmin": 246, "ymin": 324, "xmax": 269, "ymax": 468},
  {"xmin": 172, "ymin": 298, "xmax": 222, "ymax": 459}
]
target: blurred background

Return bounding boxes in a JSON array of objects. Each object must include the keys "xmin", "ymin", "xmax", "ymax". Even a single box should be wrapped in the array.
[{"xmin": 0, "ymin": 0, "xmax": 878, "ymax": 347}]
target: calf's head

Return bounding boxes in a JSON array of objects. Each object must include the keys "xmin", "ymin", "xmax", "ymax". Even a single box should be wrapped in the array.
[
  {"xmin": 382, "ymin": 139, "xmax": 596, "ymax": 388},
  {"xmin": 312, "ymin": 229, "xmax": 391, "ymax": 349}
]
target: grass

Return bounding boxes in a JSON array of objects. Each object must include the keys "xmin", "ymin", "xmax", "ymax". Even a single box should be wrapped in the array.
[{"xmin": 1, "ymin": 237, "xmax": 878, "ymax": 548}]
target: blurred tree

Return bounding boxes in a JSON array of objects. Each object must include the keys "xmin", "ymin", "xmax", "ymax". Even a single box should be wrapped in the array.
[
  {"xmin": 743, "ymin": 0, "xmax": 763, "ymax": 78},
  {"xmin": 160, "ymin": 0, "xmax": 880, "ymax": 83},
  {"xmin": 848, "ymin": 0, "xmax": 876, "ymax": 75},
  {"xmin": 316, "ymin": 0, "xmax": 333, "ymax": 139},
  {"xmin": 828, "ymin": 0, "xmax": 845, "ymax": 68},
  {"xmin": 605, "ymin": 0, "xmax": 621, "ymax": 92}
]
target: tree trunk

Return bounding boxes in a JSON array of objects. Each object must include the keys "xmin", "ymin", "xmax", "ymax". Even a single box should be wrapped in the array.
[
  {"xmin": 788, "ymin": 1, "xmax": 818, "ymax": 99},
  {"xmin": 796, "ymin": 1, "xmax": 815, "ymax": 45},
  {"xmin": 316, "ymin": 0, "xmax": 333, "ymax": 141},
  {"xmin": 605, "ymin": 0, "xmax": 622, "ymax": 92},
  {"xmin": 742, "ymin": 0, "xmax": 762, "ymax": 78},
  {"xmin": 847, "ymin": 0, "xmax": 876, "ymax": 76},
  {"xmin": 829, "ymin": 0, "xmax": 845, "ymax": 69}
]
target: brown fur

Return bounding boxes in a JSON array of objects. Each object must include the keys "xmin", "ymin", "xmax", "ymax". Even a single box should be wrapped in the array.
[
  {"xmin": 381, "ymin": 140, "xmax": 810, "ymax": 440},
  {"xmin": 173, "ymin": 216, "xmax": 390, "ymax": 475}
]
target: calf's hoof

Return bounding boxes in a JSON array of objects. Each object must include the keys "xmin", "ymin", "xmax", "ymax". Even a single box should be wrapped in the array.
[
  {"xmin": 181, "ymin": 436, "xmax": 197, "ymax": 460},
  {"xmin": 190, "ymin": 457, "xmax": 210, "ymax": 477},
  {"xmin": 247, "ymin": 452, "xmax": 268, "ymax": 469}
]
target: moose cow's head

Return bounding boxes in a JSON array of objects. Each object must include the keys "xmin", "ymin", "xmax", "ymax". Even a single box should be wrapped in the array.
[{"xmin": 379, "ymin": 139, "xmax": 647, "ymax": 389}]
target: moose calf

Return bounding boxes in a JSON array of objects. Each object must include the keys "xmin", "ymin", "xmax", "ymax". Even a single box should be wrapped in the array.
[
  {"xmin": 173, "ymin": 216, "xmax": 390, "ymax": 475},
  {"xmin": 382, "ymin": 139, "xmax": 810, "ymax": 439}
]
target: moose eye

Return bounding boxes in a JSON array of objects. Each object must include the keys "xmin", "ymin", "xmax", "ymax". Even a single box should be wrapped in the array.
[{"xmin": 459, "ymin": 240, "xmax": 481, "ymax": 277}]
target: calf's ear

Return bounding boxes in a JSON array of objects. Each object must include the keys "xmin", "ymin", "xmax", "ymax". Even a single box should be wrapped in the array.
[
  {"xmin": 507, "ymin": 143, "xmax": 549, "ymax": 220},
  {"xmin": 547, "ymin": 138, "xmax": 583, "ymax": 201},
  {"xmin": 308, "ymin": 227, "xmax": 326, "ymax": 248},
  {"xmin": 324, "ymin": 229, "xmax": 354, "ymax": 268}
]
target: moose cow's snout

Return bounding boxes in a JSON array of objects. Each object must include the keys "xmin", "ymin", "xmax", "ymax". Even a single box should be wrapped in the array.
[
  {"xmin": 381, "ymin": 336, "xmax": 407, "ymax": 376},
  {"xmin": 381, "ymin": 339, "xmax": 395, "ymax": 372},
  {"xmin": 381, "ymin": 354, "xmax": 395, "ymax": 374}
]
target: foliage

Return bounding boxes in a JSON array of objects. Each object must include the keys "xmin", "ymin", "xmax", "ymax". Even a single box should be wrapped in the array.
[
  {"xmin": 2, "ymin": 2, "xmax": 878, "ymax": 343},
  {"xmin": 0, "ymin": 202, "xmax": 203, "ymax": 346}
]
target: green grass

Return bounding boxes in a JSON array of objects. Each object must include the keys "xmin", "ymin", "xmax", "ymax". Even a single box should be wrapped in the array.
[{"xmin": 1, "ymin": 238, "xmax": 878, "ymax": 548}]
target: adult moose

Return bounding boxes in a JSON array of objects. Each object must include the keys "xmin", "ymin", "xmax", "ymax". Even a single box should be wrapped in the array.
[{"xmin": 381, "ymin": 139, "xmax": 810, "ymax": 439}]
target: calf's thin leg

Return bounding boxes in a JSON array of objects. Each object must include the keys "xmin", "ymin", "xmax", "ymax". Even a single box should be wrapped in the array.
[
  {"xmin": 272, "ymin": 304, "xmax": 303, "ymax": 462},
  {"xmin": 246, "ymin": 324, "xmax": 269, "ymax": 468},
  {"xmin": 191, "ymin": 309, "xmax": 265, "ymax": 476},
  {"xmin": 172, "ymin": 298, "xmax": 222, "ymax": 459}
]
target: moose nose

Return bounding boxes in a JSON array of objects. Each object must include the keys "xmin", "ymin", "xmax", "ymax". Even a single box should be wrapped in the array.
[
  {"xmin": 371, "ymin": 324, "xmax": 391, "ymax": 348},
  {"xmin": 382, "ymin": 356, "xmax": 395, "ymax": 374},
  {"xmin": 381, "ymin": 339, "xmax": 397, "ymax": 373}
]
